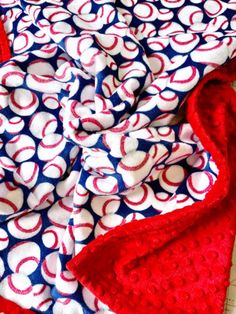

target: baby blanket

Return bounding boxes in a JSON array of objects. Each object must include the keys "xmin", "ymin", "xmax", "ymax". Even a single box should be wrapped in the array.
[{"xmin": 0, "ymin": 0, "xmax": 236, "ymax": 313}]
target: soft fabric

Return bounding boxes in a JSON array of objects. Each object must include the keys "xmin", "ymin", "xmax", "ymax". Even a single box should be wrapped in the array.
[
  {"xmin": 0, "ymin": 1, "xmax": 235, "ymax": 313},
  {"xmin": 68, "ymin": 57, "xmax": 236, "ymax": 314}
]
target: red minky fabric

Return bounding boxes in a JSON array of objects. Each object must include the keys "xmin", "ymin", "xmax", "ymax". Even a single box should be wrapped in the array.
[
  {"xmin": 67, "ymin": 59, "xmax": 236, "ymax": 314},
  {"xmin": 0, "ymin": 18, "xmax": 11, "ymax": 63}
]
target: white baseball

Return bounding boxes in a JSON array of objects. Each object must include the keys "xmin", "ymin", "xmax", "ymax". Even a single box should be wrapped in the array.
[
  {"xmin": 32, "ymin": 44, "xmax": 58, "ymax": 59},
  {"xmin": 178, "ymin": 5, "xmax": 203, "ymax": 26},
  {"xmin": 49, "ymin": 21, "xmax": 76, "ymax": 43},
  {"xmin": 157, "ymin": 90, "xmax": 179, "ymax": 112},
  {"xmin": 118, "ymin": 61, "xmax": 146, "ymax": 81},
  {"xmin": 41, "ymin": 252, "xmax": 58, "ymax": 285},
  {"xmin": 65, "ymin": 35, "xmax": 94, "ymax": 60},
  {"xmin": 167, "ymin": 66, "xmax": 200, "ymax": 92},
  {"xmin": 158, "ymin": 21, "xmax": 184, "ymax": 36},
  {"xmin": 29, "ymin": 111, "xmax": 58, "ymax": 139},
  {"xmin": 53, "ymin": 298, "xmax": 83, "ymax": 314},
  {"xmin": 72, "ymin": 208, "xmax": 94, "ymax": 242},
  {"xmin": 43, "ymin": 6, "xmax": 71, "ymax": 22},
  {"xmin": 125, "ymin": 213, "xmax": 145, "ymax": 223},
  {"xmin": 160, "ymin": 194, "xmax": 194, "ymax": 214},
  {"xmin": 209, "ymin": 155, "xmax": 219, "ymax": 175},
  {"xmin": 96, "ymin": 34, "xmax": 124, "ymax": 56},
  {"xmin": 0, "ymin": 256, "xmax": 4, "ymax": 278},
  {"xmin": 56, "ymin": 271, "xmax": 78, "ymax": 296},
  {"xmin": 82, "ymin": 287, "xmax": 109, "ymax": 312},
  {"xmin": 0, "ymin": 113, "xmax": 7, "ymax": 134},
  {"xmin": 68, "ymin": 0, "xmax": 92, "ymax": 14},
  {"xmin": 0, "ymin": 228, "xmax": 9, "ymax": 251},
  {"xmin": 161, "ymin": 0, "xmax": 185, "ymax": 8},
  {"xmin": 34, "ymin": 30, "xmax": 51, "ymax": 44},
  {"xmin": 73, "ymin": 183, "xmax": 89, "ymax": 208},
  {"xmin": 59, "ymin": 229, "xmax": 74, "ymax": 256},
  {"xmin": 95, "ymin": 214, "xmax": 125, "ymax": 237},
  {"xmin": 37, "ymin": 133, "xmax": 66, "ymax": 162},
  {"xmin": 134, "ymin": 3, "xmax": 158, "ymax": 21},
  {"xmin": 14, "ymin": 161, "xmax": 39, "ymax": 188},
  {"xmin": 13, "ymin": 30, "xmax": 34, "ymax": 54},
  {"xmin": 27, "ymin": 59, "xmax": 55, "ymax": 77},
  {"xmin": 0, "ymin": 182, "xmax": 23, "ymax": 215},
  {"xmin": 80, "ymin": 48, "xmax": 107, "ymax": 76},
  {"xmin": 170, "ymin": 33, "xmax": 200, "ymax": 53},
  {"xmin": 124, "ymin": 183, "xmax": 154, "ymax": 211},
  {"xmin": 152, "ymin": 192, "xmax": 171, "ymax": 212},
  {"xmin": 103, "ymin": 134, "xmax": 139, "ymax": 158},
  {"xmin": 27, "ymin": 182, "xmax": 54, "ymax": 209},
  {"xmin": 117, "ymin": 151, "xmax": 154, "ymax": 188},
  {"xmin": 120, "ymin": 0, "xmax": 138, "ymax": 7},
  {"xmin": 7, "ymin": 241, "xmax": 40, "ymax": 275},
  {"xmin": 157, "ymin": 8, "xmax": 174, "ymax": 21},
  {"xmin": 147, "ymin": 37, "xmax": 169, "ymax": 51},
  {"xmin": 129, "ymin": 113, "xmax": 151, "ymax": 130},
  {"xmin": 0, "ymin": 273, "xmax": 33, "ymax": 309},
  {"xmin": 56, "ymin": 170, "xmax": 80, "ymax": 197},
  {"xmin": 6, "ymin": 116, "xmax": 25, "ymax": 134},
  {"xmin": 43, "ymin": 156, "xmax": 67, "ymax": 179},
  {"xmin": 165, "ymin": 143, "xmax": 193, "ymax": 164},
  {"xmin": 34, "ymin": 195, "xmax": 54, "ymax": 212},
  {"xmin": 0, "ymin": 167, "xmax": 4, "ymax": 180},
  {"xmin": 86, "ymin": 175, "xmax": 118, "ymax": 195},
  {"xmin": 204, "ymin": 0, "xmax": 227, "ymax": 17},
  {"xmin": 98, "ymin": 4, "xmax": 116, "ymax": 24},
  {"xmin": 148, "ymin": 53, "xmax": 170, "ymax": 77},
  {"xmin": 0, "ymin": 85, "xmax": 9, "ymax": 110},
  {"xmin": 174, "ymin": 194, "xmax": 194, "ymax": 210},
  {"xmin": 5, "ymin": 134, "xmax": 36, "ymax": 162},
  {"xmin": 0, "ymin": 156, "xmax": 16, "ymax": 171},
  {"xmin": 47, "ymin": 197, "xmax": 73, "ymax": 229},
  {"xmin": 32, "ymin": 284, "xmax": 53, "ymax": 312},
  {"xmin": 190, "ymin": 40, "xmax": 228, "ymax": 67},
  {"xmin": 157, "ymin": 127, "xmax": 175, "ymax": 142},
  {"xmin": 7, "ymin": 212, "xmax": 42, "ymax": 239},
  {"xmin": 9, "ymin": 88, "xmax": 39, "ymax": 116},
  {"xmin": 137, "ymin": 23, "xmax": 157, "ymax": 38},
  {"xmin": 91, "ymin": 195, "xmax": 121, "ymax": 216},
  {"xmin": 186, "ymin": 171, "xmax": 216, "ymax": 200},
  {"xmin": 42, "ymin": 94, "xmax": 60, "ymax": 109},
  {"xmin": 42, "ymin": 225, "xmax": 64, "ymax": 249},
  {"xmin": 0, "ymin": 61, "xmax": 24, "ymax": 87},
  {"xmin": 159, "ymin": 165, "xmax": 186, "ymax": 193},
  {"xmin": 26, "ymin": 74, "xmax": 61, "ymax": 94},
  {"xmin": 146, "ymin": 164, "xmax": 165, "ymax": 182},
  {"xmin": 187, "ymin": 151, "xmax": 208, "ymax": 170},
  {"xmin": 178, "ymin": 123, "xmax": 199, "ymax": 144},
  {"xmin": 120, "ymin": 41, "xmax": 139, "ymax": 60}
]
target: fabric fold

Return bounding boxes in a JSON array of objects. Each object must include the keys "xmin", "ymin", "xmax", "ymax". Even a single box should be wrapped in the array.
[
  {"xmin": 67, "ymin": 59, "xmax": 236, "ymax": 314},
  {"xmin": 0, "ymin": 1, "xmax": 236, "ymax": 313}
]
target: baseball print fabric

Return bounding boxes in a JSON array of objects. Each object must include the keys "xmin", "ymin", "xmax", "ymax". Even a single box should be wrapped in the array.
[{"xmin": 0, "ymin": 0, "xmax": 235, "ymax": 313}]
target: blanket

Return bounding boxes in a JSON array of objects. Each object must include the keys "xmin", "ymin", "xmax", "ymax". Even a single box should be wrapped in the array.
[{"xmin": 0, "ymin": 1, "xmax": 235, "ymax": 313}]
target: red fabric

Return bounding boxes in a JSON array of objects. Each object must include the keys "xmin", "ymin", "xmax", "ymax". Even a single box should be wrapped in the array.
[
  {"xmin": 67, "ymin": 58, "xmax": 236, "ymax": 314},
  {"xmin": 0, "ymin": 17, "xmax": 11, "ymax": 62},
  {"xmin": 0, "ymin": 297, "xmax": 34, "ymax": 313}
]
